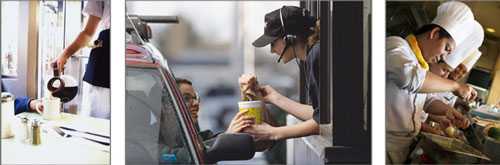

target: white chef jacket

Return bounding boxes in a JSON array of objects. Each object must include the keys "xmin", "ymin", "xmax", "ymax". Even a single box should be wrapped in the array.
[
  {"xmin": 386, "ymin": 36, "xmax": 429, "ymax": 136},
  {"xmin": 83, "ymin": 0, "xmax": 110, "ymax": 30}
]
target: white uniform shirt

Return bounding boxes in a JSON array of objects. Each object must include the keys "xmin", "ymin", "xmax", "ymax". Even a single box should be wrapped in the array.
[
  {"xmin": 83, "ymin": 0, "xmax": 110, "ymax": 30},
  {"xmin": 386, "ymin": 36, "xmax": 429, "ymax": 136}
]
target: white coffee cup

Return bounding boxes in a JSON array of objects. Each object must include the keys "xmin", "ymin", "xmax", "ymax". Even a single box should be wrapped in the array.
[{"xmin": 36, "ymin": 97, "xmax": 61, "ymax": 120}]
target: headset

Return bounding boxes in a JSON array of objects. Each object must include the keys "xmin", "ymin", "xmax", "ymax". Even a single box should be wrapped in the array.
[{"xmin": 276, "ymin": 6, "xmax": 298, "ymax": 63}]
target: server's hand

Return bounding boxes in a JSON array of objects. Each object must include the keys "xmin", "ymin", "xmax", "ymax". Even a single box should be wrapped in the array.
[
  {"xmin": 258, "ymin": 85, "xmax": 281, "ymax": 104},
  {"xmin": 54, "ymin": 55, "xmax": 68, "ymax": 73},
  {"xmin": 29, "ymin": 99, "xmax": 43, "ymax": 113},
  {"xmin": 243, "ymin": 122, "xmax": 279, "ymax": 141}
]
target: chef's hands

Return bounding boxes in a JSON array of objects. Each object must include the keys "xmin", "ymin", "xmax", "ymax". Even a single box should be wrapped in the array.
[
  {"xmin": 445, "ymin": 109, "xmax": 470, "ymax": 129},
  {"xmin": 226, "ymin": 110, "xmax": 255, "ymax": 134},
  {"xmin": 453, "ymin": 83, "xmax": 477, "ymax": 102},
  {"xmin": 29, "ymin": 99, "xmax": 43, "ymax": 114}
]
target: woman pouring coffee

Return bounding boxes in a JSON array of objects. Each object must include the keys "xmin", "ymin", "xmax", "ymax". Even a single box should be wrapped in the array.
[
  {"xmin": 238, "ymin": 6, "xmax": 321, "ymax": 141},
  {"xmin": 54, "ymin": 0, "xmax": 110, "ymax": 119}
]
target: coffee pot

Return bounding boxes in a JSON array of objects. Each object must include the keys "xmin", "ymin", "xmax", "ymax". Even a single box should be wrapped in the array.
[{"xmin": 47, "ymin": 63, "xmax": 78, "ymax": 103}]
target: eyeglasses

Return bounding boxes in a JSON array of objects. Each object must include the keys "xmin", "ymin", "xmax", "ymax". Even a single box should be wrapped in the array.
[{"xmin": 182, "ymin": 92, "xmax": 200, "ymax": 104}]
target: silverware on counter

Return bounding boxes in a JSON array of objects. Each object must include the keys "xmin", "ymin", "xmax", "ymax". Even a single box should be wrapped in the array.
[
  {"xmin": 52, "ymin": 127, "xmax": 110, "ymax": 146},
  {"xmin": 59, "ymin": 126, "xmax": 110, "ymax": 139}
]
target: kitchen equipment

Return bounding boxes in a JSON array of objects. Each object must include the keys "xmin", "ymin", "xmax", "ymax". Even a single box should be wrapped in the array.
[
  {"xmin": 471, "ymin": 105, "xmax": 500, "ymax": 120},
  {"xmin": 421, "ymin": 132, "xmax": 490, "ymax": 160},
  {"xmin": 1, "ymin": 92, "xmax": 15, "ymax": 139},
  {"xmin": 47, "ymin": 63, "xmax": 78, "ymax": 103}
]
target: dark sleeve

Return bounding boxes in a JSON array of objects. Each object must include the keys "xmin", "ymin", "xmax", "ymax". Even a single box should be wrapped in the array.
[
  {"xmin": 14, "ymin": 97, "xmax": 32, "ymax": 115},
  {"xmin": 308, "ymin": 43, "xmax": 321, "ymax": 124},
  {"xmin": 313, "ymin": 107, "xmax": 321, "ymax": 124}
]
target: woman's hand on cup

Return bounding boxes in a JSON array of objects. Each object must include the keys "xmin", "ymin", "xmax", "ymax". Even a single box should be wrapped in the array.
[
  {"xmin": 227, "ymin": 110, "xmax": 255, "ymax": 134},
  {"xmin": 30, "ymin": 99, "xmax": 44, "ymax": 114}
]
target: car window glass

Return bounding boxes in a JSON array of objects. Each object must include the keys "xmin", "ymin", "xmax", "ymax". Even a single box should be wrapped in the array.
[{"xmin": 126, "ymin": 67, "xmax": 194, "ymax": 164}]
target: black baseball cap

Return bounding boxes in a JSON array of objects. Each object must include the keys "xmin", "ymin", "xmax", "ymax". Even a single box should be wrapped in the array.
[{"xmin": 252, "ymin": 6, "xmax": 314, "ymax": 47}]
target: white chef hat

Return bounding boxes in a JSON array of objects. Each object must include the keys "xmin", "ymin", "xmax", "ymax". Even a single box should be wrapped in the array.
[
  {"xmin": 431, "ymin": 1, "xmax": 475, "ymax": 46},
  {"xmin": 444, "ymin": 20, "xmax": 484, "ymax": 69},
  {"xmin": 462, "ymin": 49, "xmax": 482, "ymax": 71}
]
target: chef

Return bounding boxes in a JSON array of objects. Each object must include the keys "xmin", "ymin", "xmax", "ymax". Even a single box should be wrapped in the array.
[
  {"xmin": 54, "ymin": 0, "xmax": 110, "ymax": 119},
  {"xmin": 386, "ymin": 1, "xmax": 478, "ymax": 163},
  {"xmin": 423, "ymin": 19, "xmax": 484, "ymax": 120}
]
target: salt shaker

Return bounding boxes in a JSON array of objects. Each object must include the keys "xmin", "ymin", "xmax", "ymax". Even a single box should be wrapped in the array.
[{"xmin": 19, "ymin": 117, "xmax": 30, "ymax": 143}]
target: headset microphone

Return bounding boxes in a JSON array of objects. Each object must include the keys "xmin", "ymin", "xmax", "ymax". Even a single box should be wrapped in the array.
[{"xmin": 277, "ymin": 43, "xmax": 289, "ymax": 63}]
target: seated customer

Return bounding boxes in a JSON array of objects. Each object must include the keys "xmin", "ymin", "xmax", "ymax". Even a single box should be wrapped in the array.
[{"xmin": 1, "ymin": 79, "xmax": 43, "ymax": 114}]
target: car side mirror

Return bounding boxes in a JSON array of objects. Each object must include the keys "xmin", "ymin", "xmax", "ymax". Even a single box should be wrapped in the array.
[{"xmin": 206, "ymin": 133, "xmax": 255, "ymax": 163}]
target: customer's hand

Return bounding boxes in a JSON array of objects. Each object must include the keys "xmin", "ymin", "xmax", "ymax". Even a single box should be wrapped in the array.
[
  {"xmin": 226, "ymin": 110, "xmax": 255, "ymax": 134},
  {"xmin": 258, "ymin": 85, "xmax": 281, "ymax": 104},
  {"xmin": 29, "ymin": 99, "xmax": 43, "ymax": 113},
  {"xmin": 243, "ymin": 122, "xmax": 280, "ymax": 141}
]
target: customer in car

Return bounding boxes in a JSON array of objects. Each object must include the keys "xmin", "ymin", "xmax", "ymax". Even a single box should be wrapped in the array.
[{"xmin": 176, "ymin": 78, "xmax": 255, "ymax": 141}]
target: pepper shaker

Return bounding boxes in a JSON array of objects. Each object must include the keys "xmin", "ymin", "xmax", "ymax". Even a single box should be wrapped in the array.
[{"xmin": 32, "ymin": 120, "xmax": 41, "ymax": 145}]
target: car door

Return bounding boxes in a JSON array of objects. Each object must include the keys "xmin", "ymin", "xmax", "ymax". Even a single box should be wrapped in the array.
[{"xmin": 125, "ymin": 62, "xmax": 205, "ymax": 164}]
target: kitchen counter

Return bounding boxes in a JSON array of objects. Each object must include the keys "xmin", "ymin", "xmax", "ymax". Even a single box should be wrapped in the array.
[{"xmin": 1, "ymin": 112, "xmax": 110, "ymax": 164}]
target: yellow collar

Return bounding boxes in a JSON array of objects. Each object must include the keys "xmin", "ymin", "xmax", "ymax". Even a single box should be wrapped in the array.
[{"xmin": 406, "ymin": 34, "xmax": 429, "ymax": 71}]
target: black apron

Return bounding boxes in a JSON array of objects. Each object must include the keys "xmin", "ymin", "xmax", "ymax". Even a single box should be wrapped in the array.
[{"xmin": 83, "ymin": 29, "xmax": 110, "ymax": 88}]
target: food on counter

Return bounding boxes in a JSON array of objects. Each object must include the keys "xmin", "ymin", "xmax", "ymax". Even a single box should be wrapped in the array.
[
  {"xmin": 487, "ymin": 127, "xmax": 500, "ymax": 141},
  {"xmin": 445, "ymin": 126, "xmax": 457, "ymax": 138}
]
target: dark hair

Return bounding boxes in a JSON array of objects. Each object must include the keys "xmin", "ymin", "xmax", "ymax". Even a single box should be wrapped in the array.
[
  {"xmin": 176, "ymin": 78, "xmax": 192, "ymax": 86},
  {"xmin": 414, "ymin": 24, "xmax": 452, "ymax": 39}
]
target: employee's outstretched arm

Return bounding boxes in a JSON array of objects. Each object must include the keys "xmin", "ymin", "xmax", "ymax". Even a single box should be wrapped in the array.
[
  {"xmin": 55, "ymin": 15, "xmax": 101, "ymax": 72},
  {"xmin": 244, "ymin": 119, "xmax": 319, "ymax": 141},
  {"xmin": 419, "ymin": 72, "xmax": 477, "ymax": 101},
  {"xmin": 259, "ymin": 85, "xmax": 314, "ymax": 121}
]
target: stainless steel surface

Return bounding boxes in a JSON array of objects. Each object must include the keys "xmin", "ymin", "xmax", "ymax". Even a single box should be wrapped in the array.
[{"xmin": 422, "ymin": 132, "xmax": 490, "ymax": 160}]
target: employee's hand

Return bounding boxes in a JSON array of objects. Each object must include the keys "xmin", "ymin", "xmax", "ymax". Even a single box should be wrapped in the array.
[
  {"xmin": 227, "ymin": 110, "xmax": 255, "ymax": 134},
  {"xmin": 54, "ymin": 55, "xmax": 68, "ymax": 73},
  {"xmin": 450, "ymin": 110, "xmax": 470, "ymax": 129},
  {"xmin": 243, "ymin": 122, "xmax": 280, "ymax": 141},
  {"xmin": 239, "ymin": 73, "xmax": 258, "ymax": 99},
  {"xmin": 453, "ymin": 84, "xmax": 477, "ymax": 102},
  {"xmin": 259, "ymin": 85, "xmax": 281, "ymax": 104},
  {"xmin": 29, "ymin": 99, "xmax": 43, "ymax": 113},
  {"xmin": 428, "ymin": 114, "xmax": 452, "ymax": 129},
  {"xmin": 421, "ymin": 123, "xmax": 445, "ymax": 136}
]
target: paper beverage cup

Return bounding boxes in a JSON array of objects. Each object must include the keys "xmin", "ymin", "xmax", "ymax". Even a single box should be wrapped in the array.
[{"xmin": 238, "ymin": 100, "xmax": 263, "ymax": 124}]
